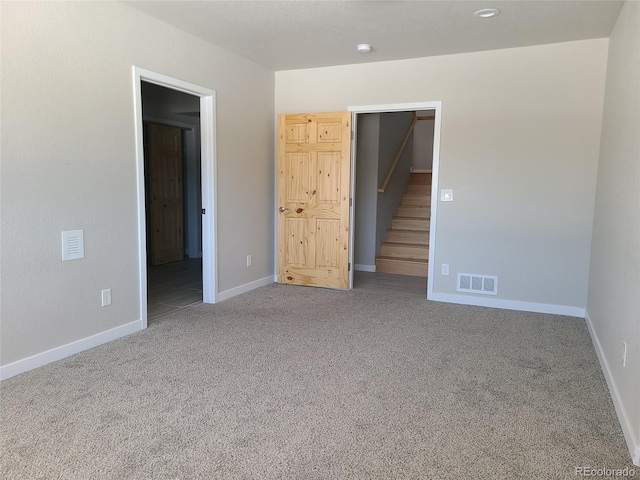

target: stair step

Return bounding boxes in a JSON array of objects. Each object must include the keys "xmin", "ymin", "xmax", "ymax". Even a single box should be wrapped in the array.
[
  {"xmin": 380, "ymin": 243, "xmax": 428, "ymax": 259},
  {"xmin": 397, "ymin": 206, "xmax": 430, "ymax": 218},
  {"xmin": 392, "ymin": 217, "xmax": 430, "ymax": 230},
  {"xmin": 407, "ymin": 184, "xmax": 431, "ymax": 194},
  {"xmin": 386, "ymin": 229, "xmax": 429, "ymax": 245},
  {"xmin": 402, "ymin": 194, "xmax": 431, "ymax": 206},
  {"xmin": 410, "ymin": 172, "xmax": 432, "ymax": 185},
  {"xmin": 375, "ymin": 256, "xmax": 428, "ymax": 277}
]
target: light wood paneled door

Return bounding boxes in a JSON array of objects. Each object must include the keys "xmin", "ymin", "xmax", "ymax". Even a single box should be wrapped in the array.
[
  {"xmin": 148, "ymin": 123, "xmax": 184, "ymax": 266},
  {"xmin": 277, "ymin": 112, "xmax": 352, "ymax": 289}
]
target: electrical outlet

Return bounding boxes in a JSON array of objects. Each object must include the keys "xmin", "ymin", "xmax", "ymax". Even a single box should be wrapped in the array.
[
  {"xmin": 622, "ymin": 341, "xmax": 627, "ymax": 367},
  {"xmin": 101, "ymin": 289, "xmax": 112, "ymax": 307},
  {"xmin": 441, "ymin": 264, "xmax": 450, "ymax": 276},
  {"xmin": 246, "ymin": 255, "xmax": 252, "ymax": 267}
]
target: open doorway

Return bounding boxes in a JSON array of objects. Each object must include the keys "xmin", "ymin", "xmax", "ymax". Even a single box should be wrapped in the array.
[
  {"xmin": 133, "ymin": 67, "xmax": 218, "ymax": 329},
  {"xmin": 142, "ymin": 82, "xmax": 203, "ymax": 322},
  {"xmin": 348, "ymin": 102, "xmax": 442, "ymax": 299}
]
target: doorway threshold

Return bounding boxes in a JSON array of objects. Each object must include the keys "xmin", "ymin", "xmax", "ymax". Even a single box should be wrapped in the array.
[{"xmin": 353, "ymin": 271, "xmax": 426, "ymax": 298}]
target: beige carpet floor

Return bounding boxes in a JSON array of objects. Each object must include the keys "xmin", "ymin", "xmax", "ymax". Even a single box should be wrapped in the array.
[{"xmin": 1, "ymin": 284, "xmax": 634, "ymax": 479}]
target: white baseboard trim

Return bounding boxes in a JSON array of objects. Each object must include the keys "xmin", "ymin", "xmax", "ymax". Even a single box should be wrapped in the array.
[
  {"xmin": 355, "ymin": 264, "xmax": 376, "ymax": 272},
  {"xmin": 428, "ymin": 292, "xmax": 585, "ymax": 317},
  {"xmin": 217, "ymin": 275, "xmax": 275, "ymax": 302},
  {"xmin": 0, "ymin": 320, "xmax": 142, "ymax": 381},
  {"xmin": 585, "ymin": 310, "xmax": 640, "ymax": 466}
]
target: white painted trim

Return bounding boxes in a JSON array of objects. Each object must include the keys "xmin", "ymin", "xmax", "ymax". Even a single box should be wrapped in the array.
[
  {"xmin": 348, "ymin": 113, "xmax": 358, "ymax": 290},
  {"xmin": 348, "ymin": 102, "xmax": 439, "ymax": 113},
  {"xmin": 585, "ymin": 310, "xmax": 640, "ymax": 466},
  {"xmin": 426, "ymin": 102, "xmax": 442, "ymax": 302},
  {"xmin": 133, "ymin": 67, "xmax": 218, "ymax": 331},
  {"xmin": 0, "ymin": 321, "xmax": 142, "ymax": 381},
  {"xmin": 273, "ymin": 117, "xmax": 280, "ymax": 285},
  {"xmin": 132, "ymin": 70, "xmax": 148, "ymax": 330},
  {"xmin": 200, "ymin": 94, "xmax": 218, "ymax": 304},
  {"xmin": 430, "ymin": 292, "xmax": 585, "ymax": 317},
  {"xmin": 355, "ymin": 264, "xmax": 376, "ymax": 272},
  {"xmin": 217, "ymin": 276, "xmax": 275, "ymax": 302}
]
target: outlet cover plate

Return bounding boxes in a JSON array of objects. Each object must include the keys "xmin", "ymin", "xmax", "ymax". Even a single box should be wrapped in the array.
[{"xmin": 101, "ymin": 289, "xmax": 112, "ymax": 307}]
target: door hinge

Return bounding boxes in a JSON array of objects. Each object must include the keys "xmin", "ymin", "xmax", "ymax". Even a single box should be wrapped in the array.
[
  {"xmin": 348, "ymin": 262, "xmax": 351, "ymax": 271},
  {"xmin": 349, "ymin": 198, "xmax": 352, "ymax": 207},
  {"xmin": 202, "ymin": 208, "xmax": 206, "ymax": 214},
  {"xmin": 351, "ymin": 130, "xmax": 354, "ymax": 140}
]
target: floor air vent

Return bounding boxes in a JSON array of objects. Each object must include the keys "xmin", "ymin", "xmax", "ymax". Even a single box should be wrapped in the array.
[{"xmin": 457, "ymin": 273, "xmax": 498, "ymax": 295}]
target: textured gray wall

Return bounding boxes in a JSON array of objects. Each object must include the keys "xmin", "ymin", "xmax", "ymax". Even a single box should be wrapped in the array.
[
  {"xmin": 413, "ymin": 111, "xmax": 434, "ymax": 170},
  {"xmin": 276, "ymin": 39, "xmax": 608, "ymax": 309},
  {"xmin": 587, "ymin": 1, "xmax": 640, "ymax": 456},
  {"xmin": 1, "ymin": 1, "xmax": 275, "ymax": 366},
  {"xmin": 354, "ymin": 113, "xmax": 380, "ymax": 268}
]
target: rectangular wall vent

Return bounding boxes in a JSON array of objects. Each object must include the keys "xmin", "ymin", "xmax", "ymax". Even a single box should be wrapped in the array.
[
  {"xmin": 62, "ymin": 230, "xmax": 84, "ymax": 261},
  {"xmin": 457, "ymin": 273, "xmax": 498, "ymax": 295}
]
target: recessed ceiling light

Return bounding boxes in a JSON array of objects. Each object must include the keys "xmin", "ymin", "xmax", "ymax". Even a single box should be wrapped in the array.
[
  {"xmin": 357, "ymin": 43, "xmax": 372, "ymax": 53},
  {"xmin": 474, "ymin": 8, "xmax": 500, "ymax": 18}
]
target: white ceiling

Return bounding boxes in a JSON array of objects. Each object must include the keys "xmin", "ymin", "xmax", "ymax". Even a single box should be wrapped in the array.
[{"xmin": 125, "ymin": 0, "xmax": 624, "ymax": 71}]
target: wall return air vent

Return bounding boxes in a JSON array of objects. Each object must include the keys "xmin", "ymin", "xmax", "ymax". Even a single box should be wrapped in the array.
[
  {"xmin": 457, "ymin": 273, "xmax": 498, "ymax": 295},
  {"xmin": 61, "ymin": 230, "xmax": 84, "ymax": 261}
]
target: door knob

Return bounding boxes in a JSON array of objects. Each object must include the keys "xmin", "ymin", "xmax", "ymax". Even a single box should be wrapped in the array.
[{"xmin": 279, "ymin": 206, "xmax": 285, "ymax": 212}]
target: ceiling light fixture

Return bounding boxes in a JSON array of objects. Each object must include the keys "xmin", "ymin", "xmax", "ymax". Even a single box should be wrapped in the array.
[
  {"xmin": 473, "ymin": 8, "xmax": 500, "ymax": 18},
  {"xmin": 356, "ymin": 43, "xmax": 372, "ymax": 53}
]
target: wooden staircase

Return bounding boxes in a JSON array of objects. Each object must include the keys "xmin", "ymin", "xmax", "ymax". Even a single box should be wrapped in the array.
[{"xmin": 375, "ymin": 172, "xmax": 431, "ymax": 277}]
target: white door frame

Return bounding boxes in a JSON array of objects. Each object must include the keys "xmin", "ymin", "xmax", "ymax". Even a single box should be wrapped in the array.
[
  {"xmin": 347, "ymin": 101, "xmax": 442, "ymax": 300},
  {"xmin": 132, "ymin": 67, "xmax": 218, "ymax": 329}
]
